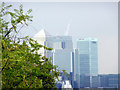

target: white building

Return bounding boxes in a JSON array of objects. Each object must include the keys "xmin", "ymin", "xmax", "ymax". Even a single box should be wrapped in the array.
[
  {"xmin": 33, "ymin": 29, "xmax": 53, "ymax": 59},
  {"xmin": 62, "ymin": 80, "xmax": 72, "ymax": 88}
]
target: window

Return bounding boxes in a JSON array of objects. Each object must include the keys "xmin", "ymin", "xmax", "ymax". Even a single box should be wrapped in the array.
[{"xmin": 61, "ymin": 42, "xmax": 65, "ymax": 49}]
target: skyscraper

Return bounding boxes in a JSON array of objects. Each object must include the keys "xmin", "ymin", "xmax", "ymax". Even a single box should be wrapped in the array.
[
  {"xmin": 77, "ymin": 38, "xmax": 98, "ymax": 88},
  {"xmin": 72, "ymin": 38, "xmax": 98, "ymax": 88},
  {"xmin": 71, "ymin": 49, "xmax": 80, "ymax": 88},
  {"xmin": 33, "ymin": 29, "xmax": 53, "ymax": 59},
  {"xmin": 33, "ymin": 29, "xmax": 73, "ymax": 74},
  {"xmin": 77, "ymin": 38, "xmax": 98, "ymax": 76},
  {"xmin": 53, "ymin": 36, "xmax": 73, "ymax": 73}
]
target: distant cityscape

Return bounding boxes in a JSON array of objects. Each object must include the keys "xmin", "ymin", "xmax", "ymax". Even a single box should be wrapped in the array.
[{"xmin": 33, "ymin": 29, "xmax": 119, "ymax": 89}]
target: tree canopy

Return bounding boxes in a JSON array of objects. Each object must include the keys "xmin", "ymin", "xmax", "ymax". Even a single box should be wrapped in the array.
[{"xmin": 0, "ymin": 2, "xmax": 60, "ymax": 88}]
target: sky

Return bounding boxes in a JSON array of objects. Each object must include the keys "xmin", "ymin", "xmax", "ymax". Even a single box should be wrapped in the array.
[{"xmin": 7, "ymin": 2, "xmax": 118, "ymax": 74}]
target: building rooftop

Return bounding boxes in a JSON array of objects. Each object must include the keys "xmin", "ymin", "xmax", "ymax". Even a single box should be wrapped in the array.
[
  {"xmin": 33, "ymin": 29, "xmax": 52, "ymax": 38},
  {"xmin": 77, "ymin": 37, "xmax": 98, "ymax": 41}
]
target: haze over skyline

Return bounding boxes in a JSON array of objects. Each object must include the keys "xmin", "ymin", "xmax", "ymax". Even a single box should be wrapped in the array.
[{"xmin": 8, "ymin": 2, "xmax": 118, "ymax": 74}]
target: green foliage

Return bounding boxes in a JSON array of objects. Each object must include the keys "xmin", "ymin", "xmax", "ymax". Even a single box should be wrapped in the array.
[{"xmin": 0, "ymin": 2, "xmax": 60, "ymax": 88}]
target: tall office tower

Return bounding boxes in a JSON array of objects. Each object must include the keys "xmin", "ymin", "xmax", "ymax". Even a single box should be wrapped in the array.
[
  {"xmin": 77, "ymin": 38, "xmax": 98, "ymax": 75},
  {"xmin": 77, "ymin": 38, "xmax": 98, "ymax": 87},
  {"xmin": 53, "ymin": 36, "xmax": 73, "ymax": 73},
  {"xmin": 33, "ymin": 29, "xmax": 53, "ymax": 59},
  {"xmin": 71, "ymin": 49, "xmax": 80, "ymax": 88}
]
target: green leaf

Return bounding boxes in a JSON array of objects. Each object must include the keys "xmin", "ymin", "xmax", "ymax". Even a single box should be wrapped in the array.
[
  {"xmin": 25, "ymin": 36, "xmax": 29, "ymax": 38},
  {"xmin": 27, "ymin": 9, "xmax": 32, "ymax": 14},
  {"xmin": 29, "ymin": 38, "xmax": 34, "ymax": 41},
  {"xmin": 14, "ymin": 9, "xmax": 20, "ymax": 15},
  {"xmin": 9, "ymin": 12, "xmax": 14, "ymax": 17},
  {"xmin": 5, "ymin": 5, "xmax": 12, "ymax": 9},
  {"xmin": 11, "ymin": 20, "xmax": 15, "ymax": 24},
  {"xmin": 23, "ymin": 40, "xmax": 26, "ymax": 46},
  {"xmin": 20, "ymin": 4, "xmax": 23, "ymax": 14},
  {"xmin": 12, "ymin": 24, "xmax": 17, "ymax": 32},
  {"xmin": 47, "ymin": 48, "xmax": 53, "ymax": 51}
]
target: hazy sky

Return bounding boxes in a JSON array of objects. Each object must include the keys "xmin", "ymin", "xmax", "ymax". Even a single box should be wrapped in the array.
[{"xmin": 8, "ymin": 2, "xmax": 118, "ymax": 74}]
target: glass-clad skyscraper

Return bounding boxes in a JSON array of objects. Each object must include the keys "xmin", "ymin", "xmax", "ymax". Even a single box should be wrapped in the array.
[
  {"xmin": 53, "ymin": 36, "xmax": 73, "ymax": 73},
  {"xmin": 71, "ymin": 49, "xmax": 80, "ymax": 88},
  {"xmin": 72, "ymin": 38, "xmax": 98, "ymax": 88},
  {"xmin": 77, "ymin": 38, "xmax": 98, "ymax": 88},
  {"xmin": 77, "ymin": 38, "xmax": 98, "ymax": 76}
]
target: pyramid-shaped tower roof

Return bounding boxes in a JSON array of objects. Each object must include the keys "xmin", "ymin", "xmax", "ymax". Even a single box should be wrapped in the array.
[{"xmin": 33, "ymin": 29, "xmax": 51, "ymax": 38}]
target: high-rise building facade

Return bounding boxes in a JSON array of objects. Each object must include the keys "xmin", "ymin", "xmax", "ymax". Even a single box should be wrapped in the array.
[
  {"xmin": 53, "ymin": 36, "xmax": 73, "ymax": 73},
  {"xmin": 99, "ymin": 74, "xmax": 118, "ymax": 88},
  {"xmin": 33, "ymin": 29, "xmax": 73, "ymax": 74},
  {"xmin": 71, "ymin": 49, "xmax": 80, "ymax": 88},
  {"xmin": 71, "ymin": 38, "xmax": 98, "ymax": 88},
  {"xmin": 77, "ymin": 38, "xmax": 98, "ymax": 76},
  {"xmin": 33, "ymin": 29, "xmax": 53, "ymax": 59}
]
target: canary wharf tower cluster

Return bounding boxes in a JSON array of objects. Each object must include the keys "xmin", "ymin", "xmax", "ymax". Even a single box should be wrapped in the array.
[
  {"xmin": 33, "ymin": 29, "xmax": 99, "ymax": 88},
  {"xmin": 33, "ymin": 29, "xmax": 74, "ymax": 73}
]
